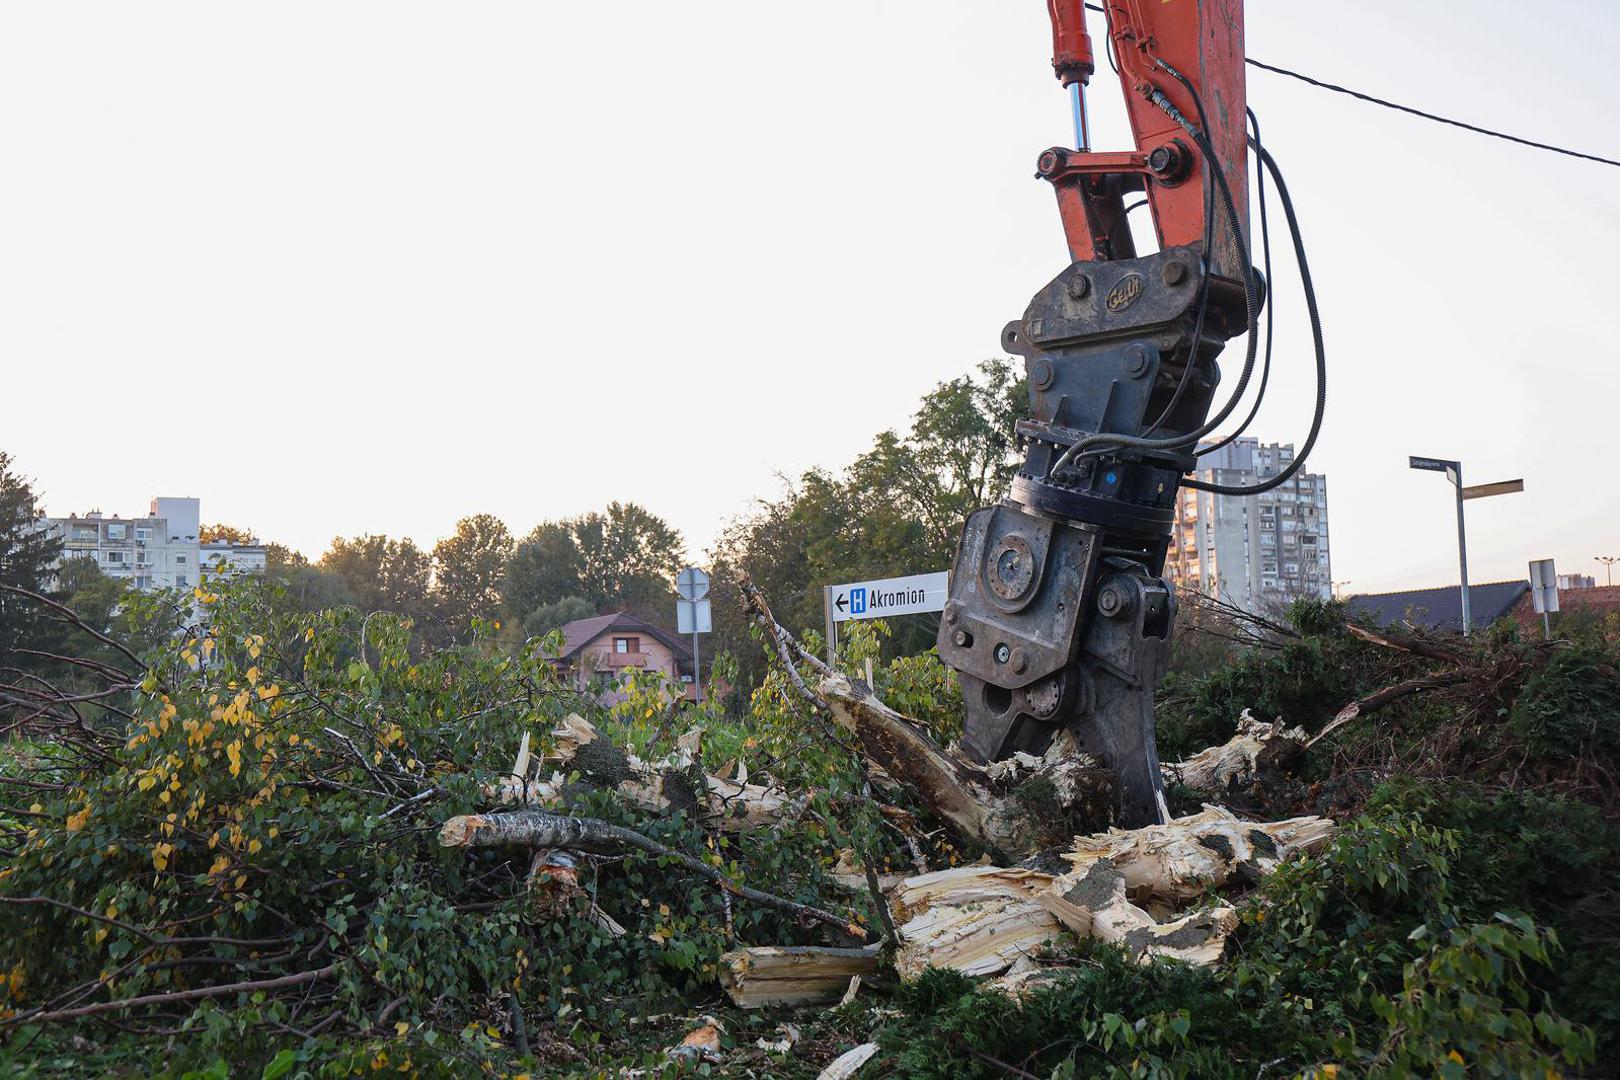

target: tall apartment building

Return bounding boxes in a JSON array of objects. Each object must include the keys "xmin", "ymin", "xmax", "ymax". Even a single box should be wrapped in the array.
[
  {"xmin": 1163, "ymin": 438, "xmax": 1331, "ymax": 612},
  {"xmin": 43, "ymin": 497, "xmax": 265, "ymax": 592}
]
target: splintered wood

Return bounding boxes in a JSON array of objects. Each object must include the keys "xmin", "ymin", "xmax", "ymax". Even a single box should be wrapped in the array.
[
  {"xmin": 719, "ymin": 945, "xmax": 880, "ymax": 1008},
  {"xmin": 485, "ymin": 713, "xmax": 796, "ymax": 831},
  {"xmin": 872, "ymin": 809, "xmax": 1337, "ymax": 981},
  {"xmin": 1164, "ymin": 709, "xmax": 1307, "ymax": 794},
  {"xmin": 1063, "ymin": 804, "xmax": 1338, "ymax": 903}
]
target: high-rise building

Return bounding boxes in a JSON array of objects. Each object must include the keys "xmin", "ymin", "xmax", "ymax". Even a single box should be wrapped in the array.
[
  {"xmin": 1163, "ymin": 438, "xmax": 1331, "ymax": 612},
  {"xmin": 42, "ymin": 497, "xmax": 265, "ymax": 592}
]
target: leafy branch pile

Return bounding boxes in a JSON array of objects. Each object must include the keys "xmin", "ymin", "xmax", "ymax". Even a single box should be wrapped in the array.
[{"xmin": 0, "ymin": 575, "xmax": 1616, "ymax": 1078}]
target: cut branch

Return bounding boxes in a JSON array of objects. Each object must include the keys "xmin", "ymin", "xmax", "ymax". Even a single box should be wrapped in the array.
[{"xmin": 440, "ymin": 808, "xmax": 860, "ymax": 936}]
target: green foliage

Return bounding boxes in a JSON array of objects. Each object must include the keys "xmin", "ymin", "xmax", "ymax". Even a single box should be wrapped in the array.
[
  {"xmin": 0, "ymin": 450, "xmax": 62, "ymax": 663},
  {"xmin": 1508, "ymin": 643, "xmax": 1620, "ymax": 758},
  {"xmin": 878, "ymin": 812, "xmax": 1594, "ymax": 1079},
  {"xmin": 708, "ymin": 359, "xmax": 1027, "ymax": 688},
  {"xmin": 504, "ymin": 503, "xmax": 685, "ymax": 630},
  {"xmin": 1157, "ymin": 599, "xmax": 1389, "ymax": 760},
  {"xmin": 431, "ymin": 513, "xmax": 514, "ymax": 634},
  {"xmin": 0, "ymin": 574, "xmax": 893, "ymax": 1074},
  {"xmin": 317, "ymin": 534, "xmax": 434, "ymax": 621}
]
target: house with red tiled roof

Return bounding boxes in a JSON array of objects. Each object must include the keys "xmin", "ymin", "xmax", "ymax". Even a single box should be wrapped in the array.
[
  {"xmin": 1511, "ymin": 584, "xmax": 1620, "ymax": 633},
  {"xmin": 554, "ymin": 612, "xmax": 695, "ymax": 702}
]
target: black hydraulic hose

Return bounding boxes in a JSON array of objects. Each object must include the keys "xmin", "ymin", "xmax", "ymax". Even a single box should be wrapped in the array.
[
  {"xmin": 1183, "ymin": 140, "xmax": 1324, "ymax": 495},
  {"xmin": 1047, "ymin": 79, "xmax": 1259, "ymax": 476},
  {"xmin": 1200, "ymin": 107, "xmax": 1275, "ymax": 457}
]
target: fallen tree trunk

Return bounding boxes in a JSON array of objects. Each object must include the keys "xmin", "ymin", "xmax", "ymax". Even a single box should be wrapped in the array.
[
  {"xmin": 719, "ymin": 945, "xmax": 880, "ymax": 1008},
  {"xmin": 816, "ymin": 674, "xmax": 1111, "ymax": 860},
  {"xmin": 1164, "ymin": 710, "xmax": 1307, "ymax": 794},
  {"xmin": 738, "ymin": 575, "xmax": 1111, "ymax": 861},
  {"xmin": 440, "ymin": 809, "xmax": 859, "ymax": 936}
]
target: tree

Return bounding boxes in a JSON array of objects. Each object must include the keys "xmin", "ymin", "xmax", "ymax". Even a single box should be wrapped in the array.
[
  {"xmin": 707, "ymin": 359, "xmax": 1028, "ymax": 685},
  {"xmin": 200, "ymin": 523, "xmax": 256, "ymax": 544},
  {"xmin": 0, "ymin": 451, "xmax": 62, "ymax": 665},
  {"xmin": 503, "ymin": 503, "xmax": 685, "ymax": 628},
  {"xmin": 319, "ymin": 535, "xmax": 434, "ymax": 616},
  {"xmin": 433, "ymin": 515, "xmax": 513, "ymax": 634},
  {"xmin": 265, "ymin": 543, "xmax": 308, "ymax": 573}
]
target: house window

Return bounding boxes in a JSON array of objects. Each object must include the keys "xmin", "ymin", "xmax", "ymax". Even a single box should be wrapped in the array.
[
  {"xmin": 135, "ymin": 527, "xmax": 151, "ymax": 542},
  {"xmin": 176, "ymin": 575, "xmax": 188, "ymax": 588},
  {"xmin": 107, "ymin": 523, "xmax": 126, "ymax": 539},
  {"xmin": 613, "ymin": 637, "xmax": 639, "ymax": 654},
  {"xmin": 175, "ymin": 554, "xmax": 187, "ymax": 565},
  {"xmin": 105, "ymin": 551, "xmax": 127, "ymax": 565}
]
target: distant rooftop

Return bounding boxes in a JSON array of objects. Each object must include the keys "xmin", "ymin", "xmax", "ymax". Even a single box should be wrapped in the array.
[{"xmin": 1347, "ymin": 580, "xmax": 1529, "ymax": 633}]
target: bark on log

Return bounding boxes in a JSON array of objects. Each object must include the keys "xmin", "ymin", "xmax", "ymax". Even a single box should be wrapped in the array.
[
  {"xmin": 1061, "ymin": 804, "xmax": 1337, "ymax": 904},
  {"xmin": 719, "ymin": 945, "xmax": 881, "ymax": 1008},
  {"xmin": 816, "ymin": 674, "xmax": 1111, "ymax": 860},
  {"xmin": 440, "ymin": 809, "xmax": 858, "ymax": 935},
  {"xmin": 485, "ymin": 713, "xmax": 798, "ymax": 831},
  {"xmin": 1164, "ymin": 710, "xmax": 1307, "ymax": 794}
]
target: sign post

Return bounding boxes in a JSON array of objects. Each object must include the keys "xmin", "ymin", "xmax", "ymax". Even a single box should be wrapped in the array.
[
  {"xmin": 1410, "ymin": 456, "xmax": 1524, "ymax": 635},
  {"xmin": 1528, "ymin": 558, "xmax": 1559, "ymax": 640},
  {"xmin": 675, "ymin": 568, "xmax": 711, "ymax": 703},
  {"xmin": 821, "ymin": 571, "xmax": 950, "ymax": 660}
]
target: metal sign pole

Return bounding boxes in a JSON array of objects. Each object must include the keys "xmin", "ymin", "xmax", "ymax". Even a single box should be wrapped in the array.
[
  {"xmin": 1451, "ymin": 464, "xmax": 1472, "ymax": 636},
  {"xmin": 692, "ymin": 625, "xmax": 702, "ymax": 704},
  {"xmin": 822, "ymin": 586, "xmax": 836, "ymax": 665}
]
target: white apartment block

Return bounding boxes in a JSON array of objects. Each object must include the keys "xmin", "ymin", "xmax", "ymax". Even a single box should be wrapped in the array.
[
  {"xmin": 1163, "ymin": 438, "xmax": 1331, "ymax": 612},
  {"xmin": 43, "ymin": 497, "xmax": 265, "ymax": 593}
]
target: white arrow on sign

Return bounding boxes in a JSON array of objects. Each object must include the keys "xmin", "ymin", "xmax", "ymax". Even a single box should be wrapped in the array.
[{"xmin": 829, "ymin": 571, "xmax": 949, "ymax": 623}]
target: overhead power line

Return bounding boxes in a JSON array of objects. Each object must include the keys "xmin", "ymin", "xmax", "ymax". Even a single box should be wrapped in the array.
[
  {"xmin": 1244, "ymin": 57, "xmax": 1620, "ymax": 169},
  {"xmin": 1077, "ymin": 3, "xmax": 1620, "ymax": 170}
]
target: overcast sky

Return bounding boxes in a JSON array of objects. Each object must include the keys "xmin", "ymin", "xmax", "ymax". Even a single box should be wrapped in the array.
[{"xmin": 3, "ymin": 1, "xmax": 1617, "ymax": 594}]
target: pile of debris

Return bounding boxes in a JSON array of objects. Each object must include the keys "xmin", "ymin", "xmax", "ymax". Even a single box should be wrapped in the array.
[{"xmin": 438, "ymin": 581, "xmax": 1340, "ymax": 1075}]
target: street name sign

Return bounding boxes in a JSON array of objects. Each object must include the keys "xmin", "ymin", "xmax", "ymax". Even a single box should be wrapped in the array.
[
  {"xmin": 1463, "ymin": 479, "xmax": 1524, "ymax": 501},
  {"xmin": 828, "ymin": 571, "xmax": 949, "ymax": 623}
]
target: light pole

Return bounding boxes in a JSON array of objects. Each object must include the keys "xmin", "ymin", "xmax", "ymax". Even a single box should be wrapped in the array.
[
  {"xmin": 1597, "ymin": 556, "xmax": 1618, "ymax": 587},
  {"xmin": 1409, "ymin": 456, "xmax": 1524, "ymax": 635}
]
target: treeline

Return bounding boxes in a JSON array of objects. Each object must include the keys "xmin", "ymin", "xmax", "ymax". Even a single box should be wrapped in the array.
[
  {"xmin": 0, "ymin": 358, "xmax": 1025, "ymax": 683},
  {"xmin": 246, "ymin": 502, "xmax": 688, "ymax": 646}
]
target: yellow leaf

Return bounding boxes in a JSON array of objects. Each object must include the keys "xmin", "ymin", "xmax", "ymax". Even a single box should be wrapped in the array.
[
  {"xmin": 247, "ymin": 838, "xmax": 262, "ymax": 855},
  {"xmin": 1321, "ymin": 1067, "xmax": 1338, "ymax": 1079},
  {"xmin": 227, "ymin": 741, "xmax": 243, "ymax": 777},
  {"xmin": 245, "ymin": 666, "xmax": 260, "ymax": 686},
  {"xmin": 248, "ymin": 643, "xmax": 261, "ymax": 660},
  {"xmin": 94, "ymin": 927, "xmax": 108, "ymax": 945},
  {"xmin": 395, "ymin": 1021, "xmax": 409, "ymax": 1037},
  {"xmin": 152, "ymin": 842, "xmax": 171, "ymax": 871},
  {"xmin": 658, "ymin": 903, "xmax": 670, "ymax": 917},
  {"xmin": 65, "ymin": 806, "xmax": 91, "ymax": 832},
  {"xmin": 1449, "ymin": 1052, "xmax": 1465, "ymax": 1066}
]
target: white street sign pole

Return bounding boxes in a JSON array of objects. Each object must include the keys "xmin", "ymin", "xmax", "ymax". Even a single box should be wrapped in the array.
[{"xmin": 675, "ymin": 569, "xmax": 710, "ymax": 703}]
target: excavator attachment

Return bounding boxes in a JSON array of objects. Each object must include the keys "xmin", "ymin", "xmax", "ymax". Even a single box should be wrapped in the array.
[{"xmin": 940, "ymin": 0, "xmax": 1255, "ymax": 827}]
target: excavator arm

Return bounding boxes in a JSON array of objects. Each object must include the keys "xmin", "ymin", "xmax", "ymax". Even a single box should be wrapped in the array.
[{"xmin": 939, "ymin": 0, "xmax": 1259, "ymax": 826}]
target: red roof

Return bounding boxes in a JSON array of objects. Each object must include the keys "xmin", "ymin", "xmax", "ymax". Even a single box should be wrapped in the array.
[{"xmin": 556, "ymin": 611, "xmax": 692, "ymax": 662}]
